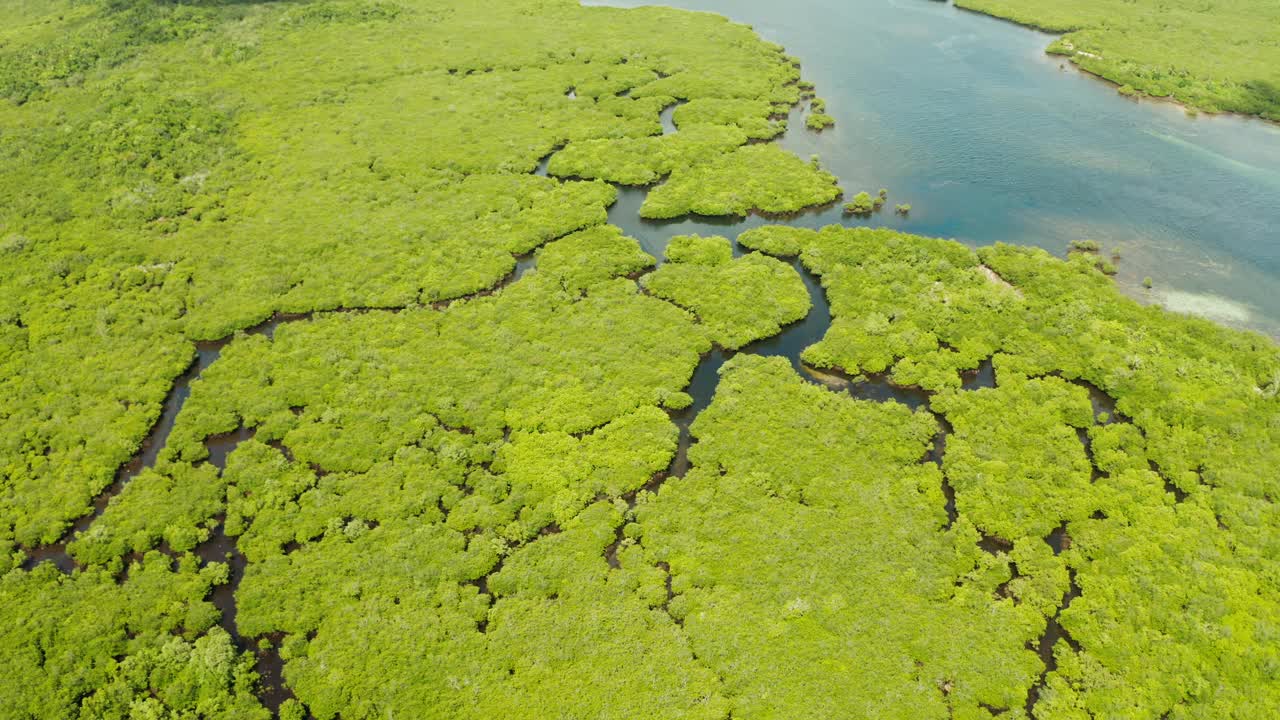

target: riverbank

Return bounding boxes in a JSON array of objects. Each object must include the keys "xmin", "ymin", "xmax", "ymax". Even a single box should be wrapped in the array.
[
  {"xmin": 952, "ymin": 0, "xmax": 1280, "ymax": 123},
  {"xmin": 591, "ymin": 0, "xmax": 1280, "ymax": 336}
]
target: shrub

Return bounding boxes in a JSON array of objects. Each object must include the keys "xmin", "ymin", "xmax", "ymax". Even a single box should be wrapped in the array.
[
  {"xmin": 806, "ymin": 113, "xmax": 835, "ymax": 130},
  {"xmin": 844, "ymin": 192, "xmax": 876, "ymax": 215},
  {"xmin": 664, "ymin": 234, "xmax": 733, "ymax": 266}
]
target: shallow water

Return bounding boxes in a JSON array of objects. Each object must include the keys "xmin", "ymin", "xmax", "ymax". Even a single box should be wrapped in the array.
[
  {"xmin": 659, "ymin": 101, "xmax": 681, "ymax": 135},
  {"xmin": 586, "ymin": 0, "xmax": 1280, "ymax": 335}
]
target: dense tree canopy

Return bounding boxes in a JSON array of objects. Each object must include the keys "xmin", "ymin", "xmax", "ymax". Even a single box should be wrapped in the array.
[
  {"xmin": 0, "ymin": 0, "xmax": 812, "ymax": 553},
  {"xmin": 2, "ymin": 0, "xmax": 1278, "ymax": 718},
  {"xmin": 641, "ymin": 235, "xmax": 811, "ymax": 350}
]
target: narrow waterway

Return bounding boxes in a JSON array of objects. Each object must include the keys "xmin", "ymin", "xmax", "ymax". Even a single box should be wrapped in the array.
[
  {"xmin": 20, "ymin": 33, "xmax": 1156, "ymax": 710},
  {"xmin": 587, "ymin": 0, "xmax": 1280, "ymax": 335},
  {"xmin": 15, "ymin": 4, "xmax": 1229, "ymax": 717},
  {"xmin": 20, "ymin": 185, "xmax": 1101, "ymax": 717}
]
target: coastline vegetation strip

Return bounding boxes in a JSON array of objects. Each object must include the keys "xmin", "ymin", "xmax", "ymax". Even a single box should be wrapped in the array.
[
  {"xmin": 954, "ymin": 0, "xmax": 1280, "ymax": 120},
  {"xmin": 673, "ymin": 97, "xmax": 789, "ymax": 139}
]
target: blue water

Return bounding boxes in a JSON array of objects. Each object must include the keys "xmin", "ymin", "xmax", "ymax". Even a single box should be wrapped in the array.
[{"xmin": 586, "ymin": 0, "xmax": 1280, "ymax": 335}]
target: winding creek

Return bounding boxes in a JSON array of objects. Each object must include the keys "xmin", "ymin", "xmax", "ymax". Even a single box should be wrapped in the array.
[
  {"xmin": 17, "ymin": 2, "xmax": 1228, "ymax": 713},
  {"xmin": 20, "ymin": 178, "xmax": 1125, "ymax": 718}
]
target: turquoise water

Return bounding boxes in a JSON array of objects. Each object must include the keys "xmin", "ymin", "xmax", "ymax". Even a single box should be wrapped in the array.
[{"xmin": 586, "ymin": 0, "xmax": 1280, "ymax": 335}]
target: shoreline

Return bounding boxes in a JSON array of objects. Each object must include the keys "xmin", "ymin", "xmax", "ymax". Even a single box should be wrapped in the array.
[
  {"xmin": 1067, "ymin": 60, "xmax": 1280, "ymax": 130},
  {"xmin": 951, "ymin": 1, "xmax": 1280, "ymax": 129},
  {"xmin": 582, "ymin": 0, "xmax": 1280, "ymax": 336},
  {"xmin": 948, "ymin": 2, "xmax": 1077, "ymax": 36}
]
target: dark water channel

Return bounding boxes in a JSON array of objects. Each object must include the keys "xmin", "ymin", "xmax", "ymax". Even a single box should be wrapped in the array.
[
  {"xmin": 20, "ymin": 201, "xmax": 1084, "ymax": 717},
  {"xmin": 601, "ymin": 160, "xmax": 1115, "ymax": 717},
  {"xmin": 588, "ymin": 0, "xmax": 1280, "ymax": 336},
  {"xmin": 19, "ymin": 315, "xmax": 305, "ymax": 709},
  {"xmin": 19, "ymin": 327, "xmax": 270, "ymax": 574},
  {"xmin": 18, "ymin": 18, "xmax": 1164, "ymax": 702},
  {"xmin": 195, "ymin": 515, "xmax": 295, "ymax": 713},
  {"xmin": 19, "ymin": 346, "xmax": 224, "ymax": 573},
  {"xmin": 644, "ymin": 199, "xmax": 941, "ymax": 478}
]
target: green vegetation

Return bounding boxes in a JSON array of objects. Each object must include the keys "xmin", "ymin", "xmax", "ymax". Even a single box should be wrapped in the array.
[
  {"xmin": 641, "ymin": 235, "xmax": 811, "ymax": 349},
  {"xmin": 933, "ymin": 376, "xmax": 1096, "ymax": 539},
  {"xmin": 58, "ymin": 266, "xmax": 717, "ymax": 716},
  {"xmin": 639, "ymin": 355, "xmax": 1046, "ymax": 716},
  {"xmin": 805, "ymin": 97, "xmax": 835, "ymax": 130},
  {"xmin": 673, "ymin": 98, "xmax": 787, "ymax": 140},
  {"xmin": 750, "ymin": 225, "xmax": 1023, "ymax": 388},
  {"xmin": 737, "ymin": 225, "xmax": 807, "ymax": 256},
  {"xmin": 845, "ymin": 189, "xmax": 889, "ymax": 213},
  {"xmin": 0, "ymin": 0, "xmax": 824, "ymax": 555},
  {"xmin": 734, "ymin": 223, "xmax": 1280, "ymax": 717},
  {"xmin": 1068, "ymin": 239, "xmax": 1119, "ymax": 275},
  {"xmin": 534, "ymin": 226, "xmax": 656, "ymax": 292},
  {"xmin": 2, "ymin": 556, "xmax": 265, "ymax": 719},
  {"xmin": 660, "ymin": 233, "xmax": 734, "ymax": 266},
  {"xmin": 640, "ymin": 144, "xmax": 841, "ymax": 218},
  {"xmin": 548, "ymin": 124, "xmax": 748, "ymax": 185},
  {"xmin": 0, "ymin": 0, "xmax": 831, "ymax": 712},
  {"xmin": 895, "ymin": 203, "xmax": 912, "ymax": 215},
  {"xmin": 844, "ymin": 190, "xmax": 877, "ymax": 215},
  {"xmin": 3, "ymin": 0, "xmax": 1280, "ymax": 717},
  {"xmin": 954, "ymin": 0, "xmax": 1280, "ymax": 120},
  {"xmin": 805, "ymin": 112, "xmax": 836, "ymax": 130}
]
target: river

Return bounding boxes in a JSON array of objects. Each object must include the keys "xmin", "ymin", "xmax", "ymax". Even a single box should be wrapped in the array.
[{"xmin": 587, "ymin": 0, "xmax": 1280, "ymax": 336}]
